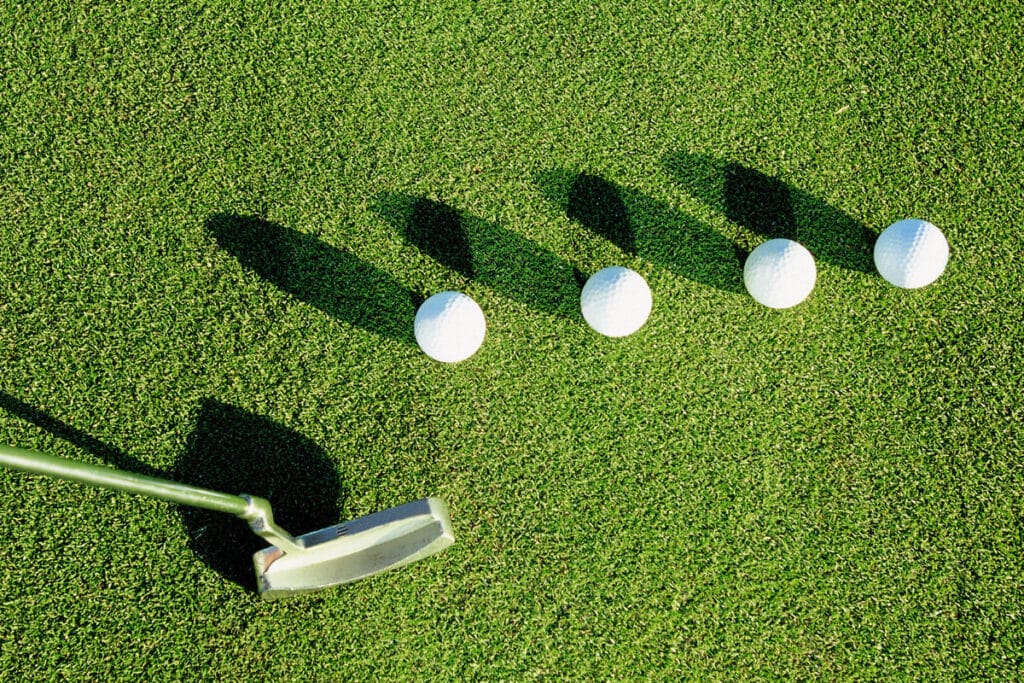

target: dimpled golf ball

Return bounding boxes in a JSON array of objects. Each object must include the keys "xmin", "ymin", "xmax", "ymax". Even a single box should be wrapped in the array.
[
  {"xmin": 873, "ymin": 218, "xmax": 949, "ymax": 288},
  {"xmin": 580, "ymin": 266, "xmax": 652, "ymax": 337},
  {"xmin": 414, "ymin": 291, "xmax": 486, "ymax": 363},
  {"xmin": 743, "ymin": 238, "xmax": 817, "ymax": 309}
]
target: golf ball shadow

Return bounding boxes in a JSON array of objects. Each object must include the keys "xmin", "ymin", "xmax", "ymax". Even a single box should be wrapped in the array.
[
  {"xmin": 207, "ymin": 213, "xmax": 417, "ymax": 346},
  {"xmin": 536, "ymin": 169, "xmax": 744, "ymax": 294},
  {"xmin": 373, "ymin": 194, "xmax": 580, "ymax": 319},
  {"xmin": 662, "ymin": 152, "xmax": 876, "ymax": 273},
  {"xmin": 175, "ymin": 399, "xmax": 346, "ymax": 592}
]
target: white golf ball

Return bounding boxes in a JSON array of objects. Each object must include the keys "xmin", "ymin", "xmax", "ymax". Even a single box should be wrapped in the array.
[
  {"xmin": 743, "ymin": 239, "xmax": 817, "ymax": 309},
  {"xmin": 580, "ymin": 266, "xmax": 652, "ymax": 337},
  {"xmin": 873, "ymin": 218, "xmax": 949, "ymax": 288},
  {"xmin": 414, "ymin": 291, "xmax": 486, "ymax": 363}
]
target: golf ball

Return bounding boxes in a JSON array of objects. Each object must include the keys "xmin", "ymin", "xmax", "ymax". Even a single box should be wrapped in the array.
[
  {"xmin": 873, "ymin": 218, "xmax": 949, "ymax": 288},
  {"xmin": 743, "ymin": 239, "xmax": 817, "ymax": 309},
  {"xmin": 414, "ymin": 291, "xmax": 486, "ymax": 363},
  {"xmin": 580, "ymin": 266, "xmax": 652, "ymax": 337}
]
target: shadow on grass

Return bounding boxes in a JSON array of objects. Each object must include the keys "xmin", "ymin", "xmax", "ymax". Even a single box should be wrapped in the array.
[
  {"xmin": 373, "ymin": 193, "xmax": 579, "ymax": 318},
  {"xmin": 0, "ymin": 392, "xmax": 344, "ymax": 594},
  {"xmin": 207, "ymin": 213, "xmax": 417, "ymax": 345},
  {"xmin": 662, "ymin": 152, "xmax": 876, "ymax": 270},
  {"xmin": 175, "ymin": 399, "xmax": 344, "ymax": 592},
  {"xmin": 0, "ymin": 391, "xmax": 164, "ymax": 478},
  {"xmin": 536, "ymin": 170, "xmax": 745, "ymax": 293}
]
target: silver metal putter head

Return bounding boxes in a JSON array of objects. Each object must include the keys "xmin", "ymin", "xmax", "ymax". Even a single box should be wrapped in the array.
[
  {"xmin": 252, "ymin": 497, "xmax": 455, "ymax": 600},
  {"xmin": 0, "ymin": 445, "xmax": 455, "ymax": 600}
]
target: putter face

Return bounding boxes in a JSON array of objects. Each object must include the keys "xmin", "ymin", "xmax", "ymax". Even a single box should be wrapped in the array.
[{"xmin": 253, "ymin": 498, "xmax": 454, "ymax": 600}]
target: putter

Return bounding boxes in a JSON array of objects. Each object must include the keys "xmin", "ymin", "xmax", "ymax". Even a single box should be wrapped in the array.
[{"xmin": 0, "ymin": 445, "xmax": 454, "ymax": 599}]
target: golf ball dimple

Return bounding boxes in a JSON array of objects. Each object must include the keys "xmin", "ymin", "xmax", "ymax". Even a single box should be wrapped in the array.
[
  {"xmin": 743, "ymin": 239, "xmax": 817, "ymax": 309},
  {"xmin": 580, "ymin": 266, "xmax": 652, "ymax": 337},
  {"xmin": 414, "ymin": 291, "xmax": 486, "ymax": 363},
  {"xmin": 873, "ymin": 218, "xmax": 949, "ymax": 289}
]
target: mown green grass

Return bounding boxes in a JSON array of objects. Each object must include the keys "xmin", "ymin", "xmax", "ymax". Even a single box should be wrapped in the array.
[{"xmin": 1, "ymin": 1, "xmax": 1022, "ymax": 679}]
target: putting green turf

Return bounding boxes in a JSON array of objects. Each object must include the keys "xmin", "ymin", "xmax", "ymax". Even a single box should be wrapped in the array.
[{"xmin": 1, "ymin": 1, "xmax": 1022, "ymax": 679}]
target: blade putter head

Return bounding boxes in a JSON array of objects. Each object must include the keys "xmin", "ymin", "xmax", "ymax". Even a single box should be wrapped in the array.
[{"xmin": 253, "ymin": 497, "xmax": 454, "ymax": 600}]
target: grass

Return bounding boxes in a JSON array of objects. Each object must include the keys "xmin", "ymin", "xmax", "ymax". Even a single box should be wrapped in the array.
[{"xmin": 1, "ymin": 0, "xmax": 1022, "ymax": 679}]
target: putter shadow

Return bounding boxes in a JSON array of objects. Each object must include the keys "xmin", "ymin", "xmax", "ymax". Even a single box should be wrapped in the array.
[
  {"xmin": 536, "ymin": 170, "xmax": 744, "ymax": 293},
  {"xmin": 175, "ymin": 399, "xmax": 345, "ymax": 592},
  {"xmin": 0, "ymin": 391, "xmax": 163, "ymax": 478},
  {"xmin": 373, "ymin": 194, "xmax": 579, "ymax": 318},
  {"xmin": 0, "ymin": 392, "xmax": 344, "ymax": 594},
  {"xmin": 207, "ymin": 213, "xmax": 417, "ymax": 345},
  {"xmin": 662, "ymin": 152, "xmax": 876, "ymax": 270}
]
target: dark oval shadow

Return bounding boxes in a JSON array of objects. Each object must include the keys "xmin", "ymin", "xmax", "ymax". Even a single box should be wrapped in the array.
[
  {"xmin": 373, "ymin": 193, "xmax": 579, "ymax": 318},
  {"xmin": 566, "ymin": 173, "xmax": 635, "ymax": 253},
  {"xmin": 662, "ymin": 152, "xmax": 876, "ymax": 271},
  {"xmin": 405, "ymin": 197, "xmax": 475, "ymax": 280},
  {"xmin": 207, "ymin": 213, "xmax": 417, "ymax": 345},
  {"xmin": 536, "ymin": 169, "xmax": 744, "ymax": 293},
  {"xmin": 0, "ymin": 392, "xmax": 343, "ymax": 594},
  {"xmin": 175, "ymin": 399, "xmax": 345, "ymax": 592}
]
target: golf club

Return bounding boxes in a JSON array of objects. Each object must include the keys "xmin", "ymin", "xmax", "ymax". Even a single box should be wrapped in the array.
[{"xmin": 0, "ymin": 445, "xmax": 454, "ymax": 599}]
